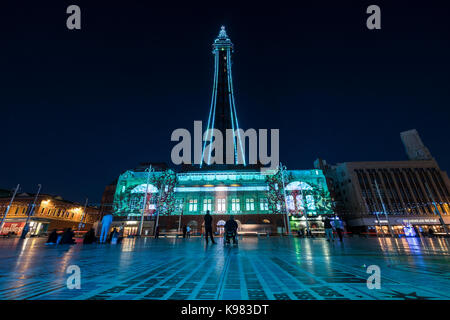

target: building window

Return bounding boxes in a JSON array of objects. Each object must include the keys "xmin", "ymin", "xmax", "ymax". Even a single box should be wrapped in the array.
[
  {"xmin": 175, "ymin": 199, "xmax": 184, "ymax": 212},
  {"xmin": 189, "ymin": 199, "xmax": 198, "ymax": 212},
  {"xmin": 260, "ymin": 198, "xmax": 269, "ymax": 211},
  {"xmin": 246, "ymin": 198, "xmax": 255, "ymax": 211},
  {"xmin": 287, "ymin": 195, "xmax": 295, "ymax": 211},
  {"xmin": 295, "ymin": 195, "xmax": 304, "ymax": 211},
  {"xmin": 231, "ymin": 198, "xmax": 240, "ymax": 212},
  {"xmin": 203, "ymin": 199, "xmax": 212, "ymax": 212},
  {"xmin": 217, "ymin": 198, "xmax": 226, "ymax": 212}
]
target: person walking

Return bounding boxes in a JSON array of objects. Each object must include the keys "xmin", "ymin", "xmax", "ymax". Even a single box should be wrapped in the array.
[
  {"xmin": 182, "ymin": 225, "xmax": 187, "ymax": 238},
  {"xmin": 186, "ymin": 225, "xmax": 191, "ymax": 238},
  {"xmin": 204, "ymin": 210, "xmax": 216, "ymax": 244},
  {"xmin": 333, "ymin": 215, "xmax": 344, "ymax": 242},
  {"xmin": 324, "ymin": 216, "xmax": 334, "ymax": 242},
  {"xmin": 100, "ymin": 213, "xmax": 113, "ymax": 244}
]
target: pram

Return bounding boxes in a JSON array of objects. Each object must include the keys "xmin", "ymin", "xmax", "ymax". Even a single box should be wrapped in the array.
[{"xmin": 224, "ymin": 230, "xmax": 238, "ymax": 245}]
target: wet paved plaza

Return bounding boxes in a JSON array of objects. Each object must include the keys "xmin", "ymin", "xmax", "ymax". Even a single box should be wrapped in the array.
[{"xmin": 0, "ymin": 236, "xmax": 449, "ymax": 300}]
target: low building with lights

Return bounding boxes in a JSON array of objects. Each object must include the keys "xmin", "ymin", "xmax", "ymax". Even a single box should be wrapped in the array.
[
  {"xmin": 111, "ymin": 164, "xmax": 334, "ymax": 236},
  {"xmin": 0, "ymin": 192, "xmax": 100, "ymax": 236}
]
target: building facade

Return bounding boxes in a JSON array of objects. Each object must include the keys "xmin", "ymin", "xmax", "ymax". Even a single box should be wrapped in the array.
[
  {"xmin": 112, "ymin": 166, "xmax": 333, "ymax": 235},
  {"xmin": 317, "ymin": 131, "xmax": 450, "ymax": 236},
  {"xmin": 0, "ymin": 193, "xmax": 100, "ymax": 236}
]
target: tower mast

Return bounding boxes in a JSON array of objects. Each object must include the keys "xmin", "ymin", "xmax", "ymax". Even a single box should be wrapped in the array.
[{"xmin": 201, "ymin": 26, "xmax": 245, "ymax": 167}]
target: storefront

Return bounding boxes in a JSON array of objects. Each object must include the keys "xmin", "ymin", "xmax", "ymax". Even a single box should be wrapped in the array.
[
  {"xmin": 351, "ymin": 216, "xmax": 450, "ymax": 237},
  {"xmin": 0, "ymin": 219, "xmax": 51, "ymax": 236},
  {"xmin": 110, "ymin": 220, "xmax": 155, "ymax": 237}
]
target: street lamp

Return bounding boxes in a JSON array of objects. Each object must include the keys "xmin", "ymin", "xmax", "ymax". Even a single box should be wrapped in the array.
[
  {"xmin": 177, "ymin": 201, "xmax": 184, "ymax": 235},
  {"xmin": 138, "ymin": 165, "xmax": 153, "ymax": 237},
  {"xmin": 21, "ymin": 184, "xmax": 42, "ymax": 239},
  {"xmin": 279, "ymin": 163, "xmax": 291, "ymax": 235},
  {"xmin": 78, "ymin": 198, "xmax": 89, "ymax": 231}
]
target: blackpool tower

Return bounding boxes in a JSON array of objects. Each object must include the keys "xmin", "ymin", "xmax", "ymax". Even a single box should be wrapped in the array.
[{"xmin": 201, "ymin": 26, "xmax": 246, "ymax": 167}]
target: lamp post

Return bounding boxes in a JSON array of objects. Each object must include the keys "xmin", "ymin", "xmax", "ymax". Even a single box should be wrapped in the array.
[
  {"xmin": 300, "ymin": 187, "xmax": 311, "ymax": 236},
  {"xmin": 21, "ymin": 184, "xmax": 42, "ymax": 238},
  {"xmin": 279, "ymin": 163, "xmax": 291, "ymax": 235},
  {"xmin": 78, "ymin": 198, "xmax": 89, "ymax": 231},
  {"xmin": 0, "ymin": 184, "xmax": 20, "ymax": 233},
  {"xmin": 154, "ymin": 185, "xmax": 163, "ymax": 237},
  {"xmin": 177, "ymin": 202, "xmax": 184, "ymax": 234},
  {"xmin": 138, "ymin": 165, "xmax": 153, "ymax": 237}
]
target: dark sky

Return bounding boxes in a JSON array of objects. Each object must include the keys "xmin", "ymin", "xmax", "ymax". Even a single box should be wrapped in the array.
[{"xmin": 2, "ymin": 1, "xmax": 449, "ymax": 204}]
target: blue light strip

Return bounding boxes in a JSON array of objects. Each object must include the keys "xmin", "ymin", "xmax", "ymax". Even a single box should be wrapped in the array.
[
  {"xmin": 201, "ymin": 49, "xmax": 219, "ymax": 167},
  {"xmin": 207, "ymin": 52, "xmax": 219, "ymax": 165},
  {"xmin": 227, "ymin": 47, "xmax": 246, "ymax": 165},
  {"xmin": 174, "ymin": 186, "xmax": 269, "ymax": 192},
  {"xmin": 226, "ymin": 49, "xmax": 238, "ymax": 164}
]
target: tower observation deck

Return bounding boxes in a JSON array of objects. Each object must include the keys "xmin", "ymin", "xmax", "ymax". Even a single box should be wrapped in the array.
[{"xmin": 201, "ymin": 26, "xmax": 246, "ymax": 168}]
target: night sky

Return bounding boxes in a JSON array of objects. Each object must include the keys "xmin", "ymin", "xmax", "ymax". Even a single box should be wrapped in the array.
[{"xmin": 2, "ymin": 1, "xmax": 449, "ymax": 204}]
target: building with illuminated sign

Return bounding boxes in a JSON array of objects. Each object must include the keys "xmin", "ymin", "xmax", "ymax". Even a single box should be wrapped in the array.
[{"xmin": 316, "ymin": 130, "xmax": 450, "ymax": 236}]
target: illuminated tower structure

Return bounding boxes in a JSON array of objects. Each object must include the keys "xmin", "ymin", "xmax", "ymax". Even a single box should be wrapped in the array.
[
  {"xmin": 110, "ymin": 27, "xmax": 334, "ymax": 236},
  {"xmin": 201, "ymin": 26, "xmax": 245, "ymax": 167}
]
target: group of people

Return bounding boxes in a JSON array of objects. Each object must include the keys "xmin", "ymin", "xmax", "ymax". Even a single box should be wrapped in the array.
[
  {"xmin": 46, "ymin": 228, "xmax": 77, "ymax": 245},
  {"xmin": 202, "ymin": 210, "xmax": 238, "ymax": 245},
  {"xmin": 323, "ymin": 215, "xmax": 345, "ymax": 242},
  {"xmin": 45, "ymin": 225, "xmax": 123, "ymax": 245}
]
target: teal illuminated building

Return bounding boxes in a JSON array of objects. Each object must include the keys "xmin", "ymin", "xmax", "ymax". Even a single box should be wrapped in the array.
[{"xmin": 111, "ymin": 27, "xmax": 334, "ymax": 235}]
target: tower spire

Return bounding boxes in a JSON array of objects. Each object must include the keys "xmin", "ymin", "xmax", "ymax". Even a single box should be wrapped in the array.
[{"xmin": 218, "ymin": 25, "xmax": 228, "ymax": 39}]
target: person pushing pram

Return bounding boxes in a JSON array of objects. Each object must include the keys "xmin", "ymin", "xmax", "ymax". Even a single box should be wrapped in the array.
[{"xmin": 224, "ymin": 215, "xmax": 238, "ymax": 245}]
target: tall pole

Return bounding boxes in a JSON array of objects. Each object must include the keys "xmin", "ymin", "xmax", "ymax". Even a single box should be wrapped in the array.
[
  {"xmin": 178, "ymin": 205, "xmax": 183, "ymax": 234},
  {"xmin": 300, "ymin": 188, "xmax": 311, "ymax": 236},
  {"xmin": 78, "ymin": 198, "xmax": 89, "ymax": 230},
  {"xmin": 21, "ymin": 184, "xmax": 42, "ymax": 238},
  {"xmin": 374, "ymin": 179, "xmax": 395, "ymax": 237},
  {"xmin": 139, "ymin": 165, "xmax": 152, "ymax": 236},
  {"xmin": 0, "ymin": 184, "xmax": 20, "ymax": 233},
  {"xmin": 154, "ymin": 186, "xmax": 163, "ymax": 236},
  {"xmin": 424, "ymin": 183, "xmax": 449, "ymax": 235},
  {"xmin": 279, "ymin": 163, "xmax": 291, "ymax": 235}
]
